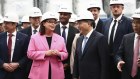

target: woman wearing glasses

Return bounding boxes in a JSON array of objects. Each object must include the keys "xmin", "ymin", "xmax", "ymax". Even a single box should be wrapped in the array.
[{"xmin": 27, "ymin": 12, "xmax": 68, "ymax": 79}]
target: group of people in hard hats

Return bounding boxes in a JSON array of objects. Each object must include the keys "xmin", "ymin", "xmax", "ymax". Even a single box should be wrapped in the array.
[{"xmin": 0, "ymin": 0, "xmax": 140, "ymax": 79}]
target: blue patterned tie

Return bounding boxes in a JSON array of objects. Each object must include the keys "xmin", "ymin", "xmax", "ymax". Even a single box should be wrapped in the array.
[
  {"xmin": 82, "ymin": 36, "xmax": 88, "ymax": 53},
  {"xmin": 33, "ymin": 29, "xmax": 37, "ymax": 34},
  {"xmin": 62, "ymin": 26, "xmax": 67, "ymax": 43}
]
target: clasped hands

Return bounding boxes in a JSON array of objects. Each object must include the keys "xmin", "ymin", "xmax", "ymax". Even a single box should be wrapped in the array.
[
  {"xmin": 45, "ymin": 50, "xmax": 59, "ymax": 56},
  {"xmin": 3, "ymin": 62, "xmax": 19, "ymax": 72}
]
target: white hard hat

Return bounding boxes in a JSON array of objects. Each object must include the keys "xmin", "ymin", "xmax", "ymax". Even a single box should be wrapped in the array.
[
  {"xmin": 21, "ymin": 15, "xmax": 30, "ymax": 22},
  {"xmin": 69, "ymin": 14, "xmax": 77, "ymax": 22},
  {"xmin": 132, "ymin": 8, "xmax": 140, "ymax": 18},
  {"xmin": 110, "ymin": 0, "xmax": 124, "ymax": 5},
  {"xmin": 58, "ymin": 5, "xmax": 73, "ymax": 14},
  {"xmin": 4, "ymin": 12, "xmax": 19, "ymax": 23},
  {"xmin": 87, "ymin": 2, "xmax": 101, "ymax": 11},
  {"xmin": 29, "ymin": 7, "xmax": 42, "ymax": 17},
  {"xmin": 41, "ymin": 12, "xmax": 58, "ymax": 22},
  {"xmin": 0, "ymin": 15, "xmax": 3, "ymax": 23},
  {"xmin": 77, "ymin": 11, "xmax": 94, "ymax": 21}
]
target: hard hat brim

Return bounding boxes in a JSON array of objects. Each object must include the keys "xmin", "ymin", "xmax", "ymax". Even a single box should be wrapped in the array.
[{"xmin": 87, "ymin": 7, "xmax": 101, "ymax": 11}]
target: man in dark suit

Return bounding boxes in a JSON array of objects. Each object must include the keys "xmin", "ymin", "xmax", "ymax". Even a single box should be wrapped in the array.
[
  {"xmin": 54, "ymin": 5, "xmax": 79, "ymax": 79},
  {"xmin": 20, "ymin": 7, "xmax": 42, "ymax": 79},
  {"xmin": 20, "ymin": 7, "xmax": 42, "ymax": 37},
  {"xmin": 103, "ymin": 0, "xmax": 133, "ymax": 79},
  {"xmin": 115, "ymin": 8, "xmax": 140, "ymax": 79},
  {"xmin": 0, "ymin": 12, "xmax": 29, "ymax": 79},
  {"xmin": 73, "ymin": 11, "xmax": 110, "ymax": 79},
  {"xmin": 87, "ymin": 1, "xmax": 104, "ymax": 33}
]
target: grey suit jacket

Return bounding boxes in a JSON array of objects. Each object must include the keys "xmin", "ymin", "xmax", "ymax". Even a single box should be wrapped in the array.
[{"xmin": 115, "ymin": 33, "xmax": 136, "ymax": 79}]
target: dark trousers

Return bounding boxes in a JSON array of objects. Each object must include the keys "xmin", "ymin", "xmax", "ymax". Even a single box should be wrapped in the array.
[
  {"xmin": 110, "ymin": 56, "xmax": 121, "ymax": 79},
  {"xmin": 65, "ymin": 67, "xmax": 72, "ymax": 79},
  {"xmin": 5, "ymin": 73, "xmax": 14, "ymax": 79}
]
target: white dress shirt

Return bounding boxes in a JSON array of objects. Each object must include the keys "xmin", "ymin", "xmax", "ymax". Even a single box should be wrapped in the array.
[
  {"xmin": 60, "ymin": 23, "xmax": 69, "ymax": 42},
  {"xmin": 108, "ymin": 14, "xmax": 123, "ymax": 44},
  {"xmin": 94, "ymin": 17, "xmax": 99, "ymax": 29},
  {"xmin": 31, "ymin": 25, "xmax": 40, "ymax": 35}
]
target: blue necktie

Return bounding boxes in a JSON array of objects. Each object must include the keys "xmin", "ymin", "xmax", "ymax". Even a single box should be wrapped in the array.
[
  {"xmin": 62, "ymin": 26, "xmax": 67, "ymax": 43},
  {"xmin": 33, "ymin": 29, "xmax": 37, "ymax": 34},
  {"xmin": 82, "ymin": 36, "xmax": 88, "ymax": 53}
]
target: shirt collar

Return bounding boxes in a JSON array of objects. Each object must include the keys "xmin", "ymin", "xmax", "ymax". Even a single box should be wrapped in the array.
[
  {"xmin": 7, "ymin": 31, "xmax": 17, "ymax": 36},
  {"xmin": 95, "ymin": 17, "xmax": 99, "ymax": 25},
  {"xmin": 31, "ymin": 25, "xmax": 40, "ymax": 32},
  {"xmin": 60, "ymin": 23, "xmax": 69, "ymax": 29},
  {"xmin": 85, "ymin": 28, "xmax": 94, "ymax": 39},
  {"xmin": 113, "ymin": 14, "xmax": 123, "ymax": 22},
  {"xmin": 135, "ymin": 33, "xmax": 140, "ymax": 39}
]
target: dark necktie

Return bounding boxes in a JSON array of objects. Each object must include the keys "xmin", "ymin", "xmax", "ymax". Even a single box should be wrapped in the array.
[
  {"xmin": 33, "ymin": 29, "xmax": 37, "ymax": 34},
  {"xmin": 62, "ymin": 26, "xmax": 67, "ymax": 42},
  {"xmin": 109, "ymin": 20, "xmax": 117, "ymax": 52},
  {"xmin": 131, "ymin": 36, "xmax": 140, "ymax": 77},
  {"xmin": 8, "ymin": 33, "xmax": 13, "ymax": 62}
]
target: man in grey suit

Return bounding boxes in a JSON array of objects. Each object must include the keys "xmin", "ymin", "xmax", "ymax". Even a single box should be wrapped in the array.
[
  {"xmin": 116, "ymin": 8, "xmax": 140, "ymax": 79},
  {"xmin": 73, "ymin": 11, "xmax": 110, "ymax": 79},
  {"xmin": 103, "ymin": 0, "xmax": 133, "ymax": 79}
]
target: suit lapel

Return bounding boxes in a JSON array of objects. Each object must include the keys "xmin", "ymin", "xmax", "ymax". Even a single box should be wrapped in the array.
[
  {"xmin": 54, "ymin": 24, "xmax": 61, "ymax": 35},
  {"xmin": 28, "ymin": 27, "xmax": 32, "ymax": 36},
  {"xmin": 78, "ymin": 36, "xmax": 84, "ymax": 59},
  {"xmin": 128, "ymin": 33, "xmax": 135, "ymax": 67},
  {"xmin": 67, "ymin": 26, "xmax": 73, "ymax": 44},
  {"xmin": 114, "ymin": 16, "xmax": 124, "ymax": 42},
  {"xmin": 96, "ymin": 19, "xmax": 103, "ymax": 33},
  {"xmin": 39, "ymin": 34, "xmax": 49, "ymax": 50},
  {"xmin": 13, "ymin": 32, "xmax": 21, "ymax": 60},
  {"xmin": 3, "ymin": 32, "xmax": 9, "ymax": 54},
  {"xmin": 81, "ymin": 31, "xmax": 96, "ymax": 57},
  {"xmin": 104, "ymin": 18, "xmax": 113, "ymax": 40},
  {"xmin": 50, "ymin": 34, "xmax": 57, "ymax": 49}
]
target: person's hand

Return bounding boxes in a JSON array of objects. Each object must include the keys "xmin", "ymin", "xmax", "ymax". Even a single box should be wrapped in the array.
[
  {"xmin": 3, "ymin": 63, "xmax": 14, "ymax": 72},
  {"xmin": 64, "ymin": 63, "xmax": 69, "ymax": 70},
  {"xmin": 45, "ymin": 50, "xmax": 53, "ymax": 56},
  {"xmin": 51, "ymin": 50, "xmax": 60, "ymax": 56},
  {"xmin": 117, "ymin": 60, "xmax": 125, "ymax": 72},
  {"xmin": 9, "ymin": 62, "xmax": 19, "ymax": 70},
  {"xmin": 137, "ymin": 57, "xmax": 140, "ymax": 67}
]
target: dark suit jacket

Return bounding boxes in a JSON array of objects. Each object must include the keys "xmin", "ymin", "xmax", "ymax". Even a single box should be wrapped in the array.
[
  {"xmin": 103, "ymin": 15, "xmax": 133, "ymax": 55},
  {"xmin": 95, "ymin": 19, "xmax": 104, "ymax": 34},
  {"xmin": 54, "ymin": 24, "xmax": 79, "ymax": 64},
  {"xmin": 115, "ymin": 33, "xmax": 138, "ymax": 79},
  {"xmin": 20, "ymin": 26, "xmax": 32, "ymax": 37},
  {"xmin": 0, "ymin": 32, "xmax": 29, "ymax": 79},
  {"xmin": 19, "ymin": 26, "xmax": 33, "ymax": 79},
  {"xmin": 73, "ymin": 31, "xmax": 110, "ymax": 79}
]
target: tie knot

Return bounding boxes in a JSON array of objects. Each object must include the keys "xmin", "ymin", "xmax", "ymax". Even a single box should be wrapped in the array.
[
  {"xmin": 114, "ymin": 20, "xmax": 117, "ymax": 22},
  {"xmin": 84, "ymin": 36, "xmax": 88, "ymax": 40},
  {"xmin": 62, "ymin": 26, "xmax": 67, "ymax": 29},
  {"xmin": 33, "ymin": 29, "xmax": 37, "ymax": 34},
  {"xmin": 8, "ymin": 33, "xmax": 13, "ymax": 37}
]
